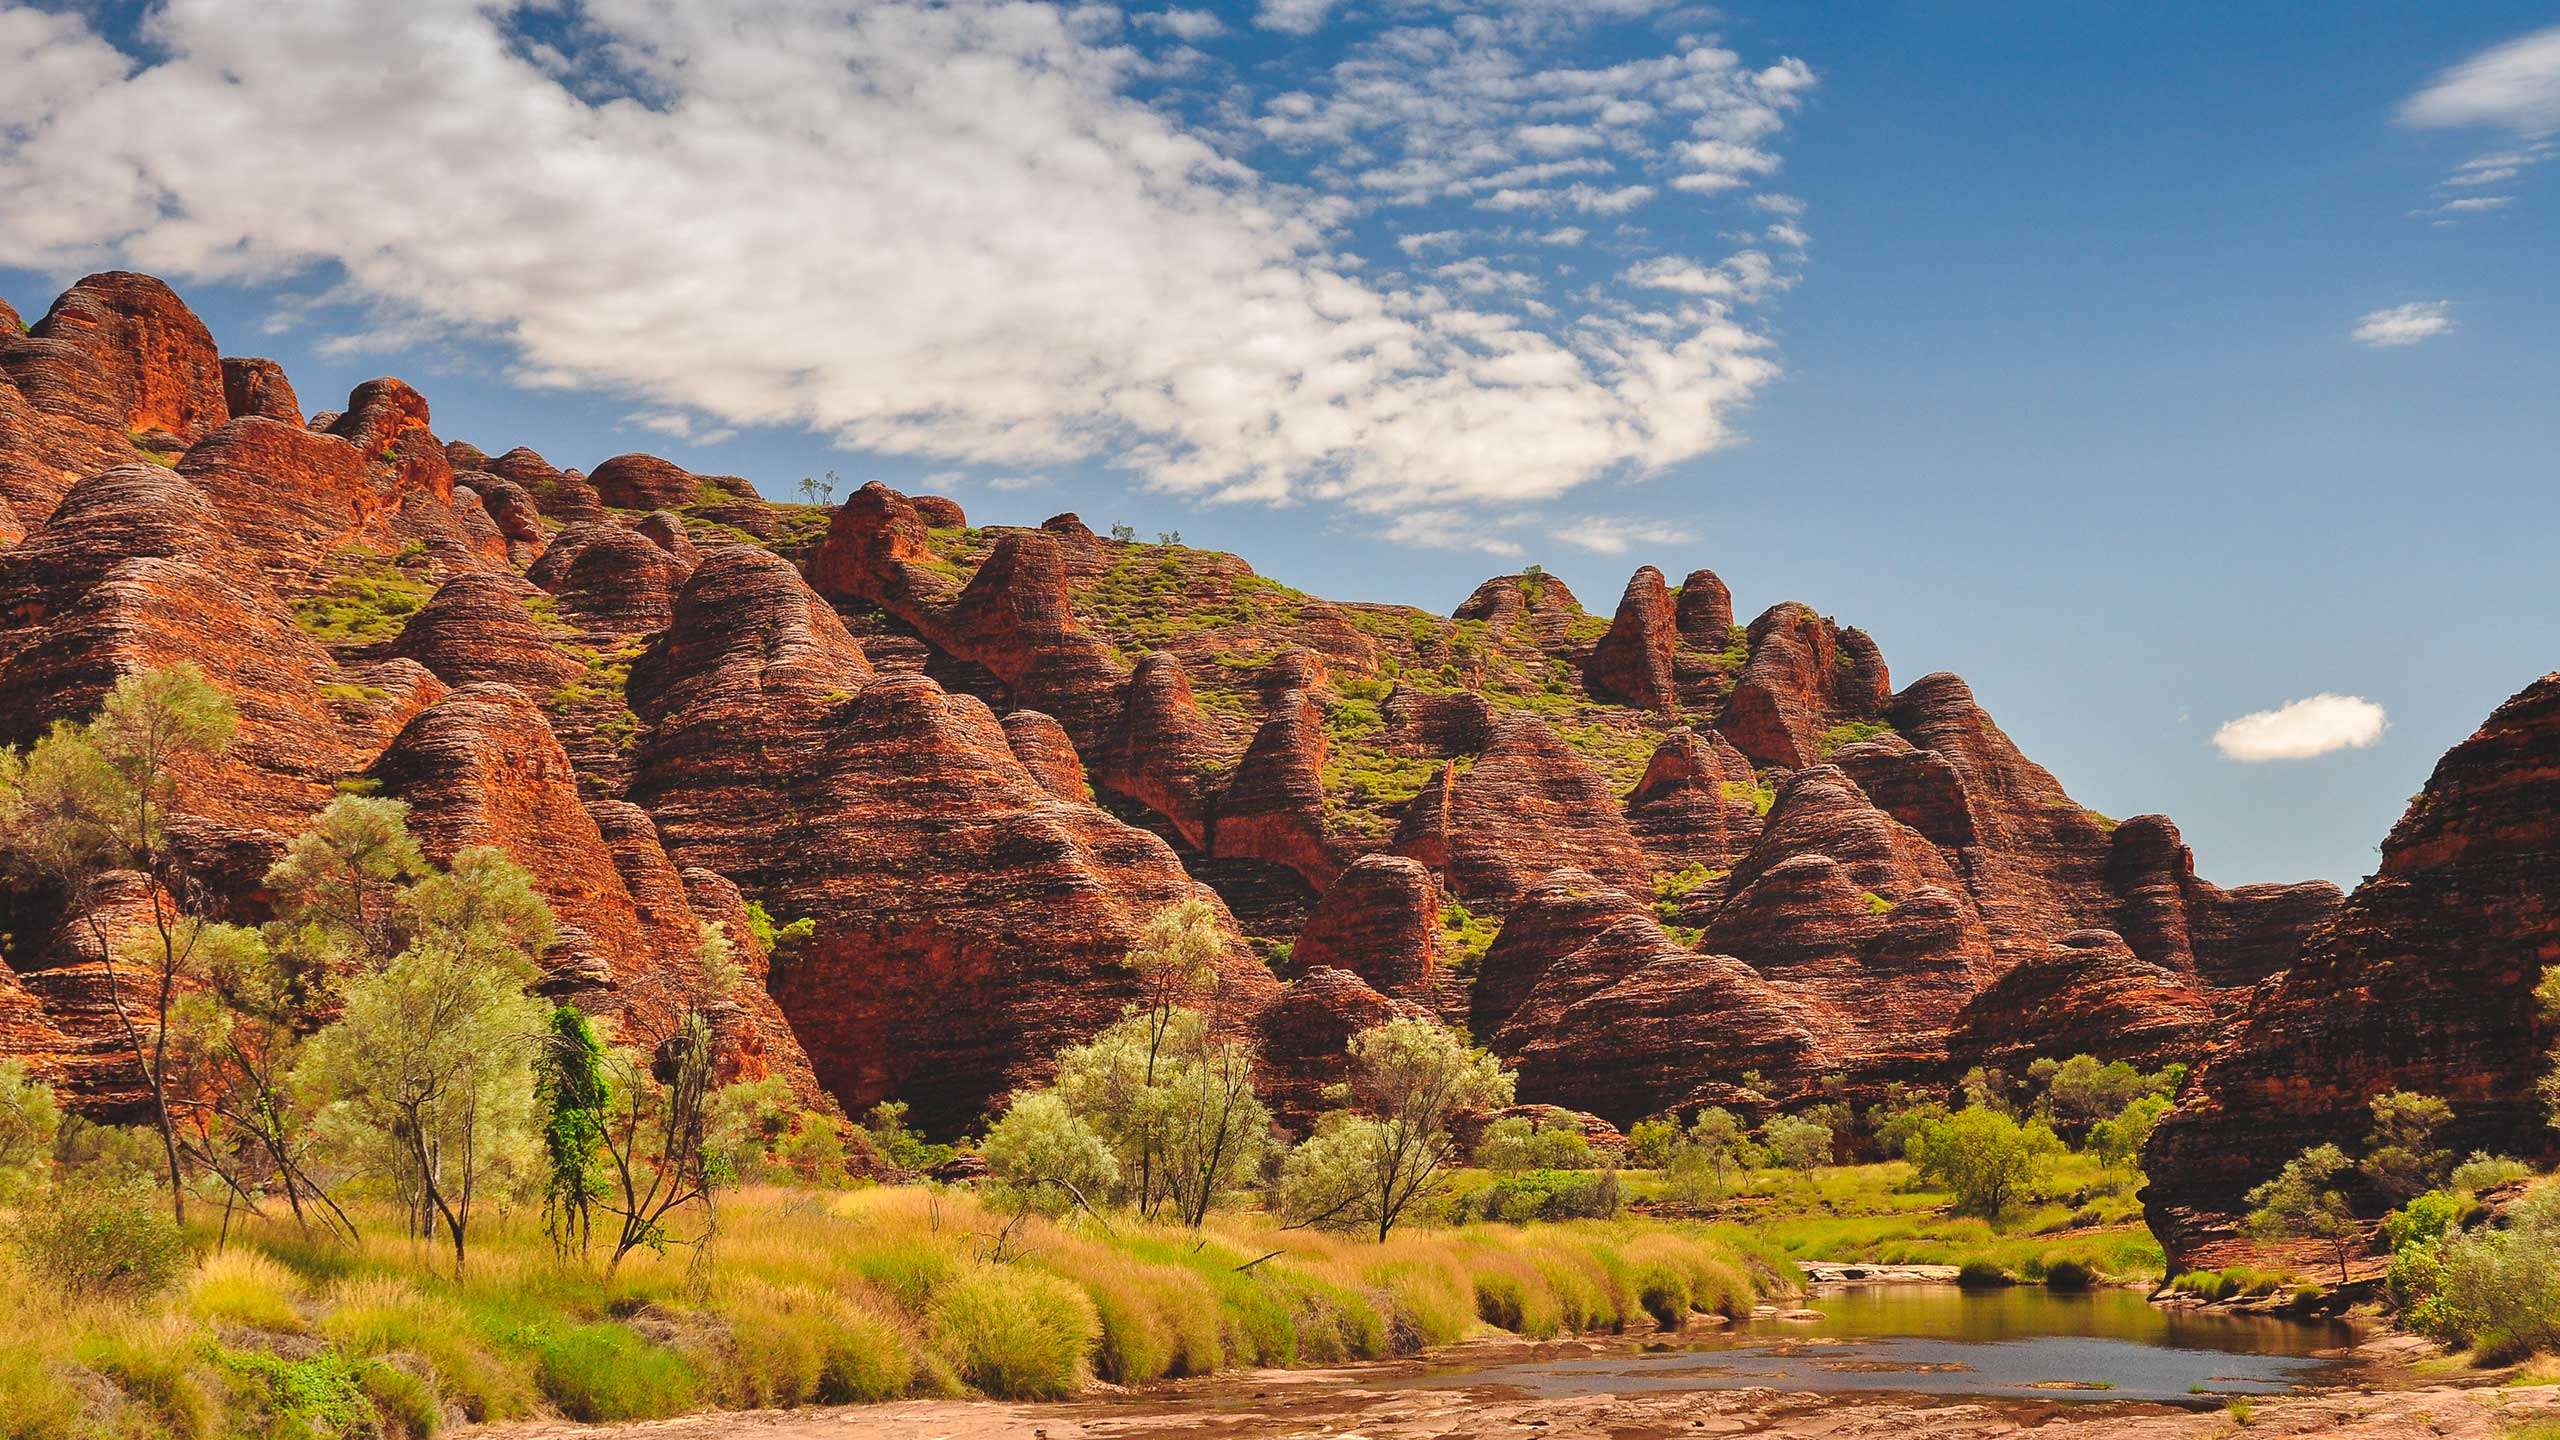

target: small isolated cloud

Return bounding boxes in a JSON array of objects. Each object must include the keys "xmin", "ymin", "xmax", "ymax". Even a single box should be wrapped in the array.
[
  {"xmin": 2399, "ymin": 24, "xmax": 2560, "ymax": 133},
  {"xmin": 1132, "ymin": 8, "xmax": 1225, "ymax": 41},
  {"xmin": 1551, "ymin": 515, "xmax": 1694, "ymax": 555},
  {"xmin": 985, "ymin": 473, "xmax": 1051, "ymax": 492},
  {"xmin": 2352, "ymin": 301, "xmax": 2455, "ymax": 347},
  {"xmin": 2213, "ymin": 694, "xmax": 2389, "ymax": 762},
  {"xmin": 1254, "ymin": 0, "xmax": 1340, "ymax": 36},
  {"xmin": 625, "ymin": 410, "xmax": 737, "ymax": 445}
]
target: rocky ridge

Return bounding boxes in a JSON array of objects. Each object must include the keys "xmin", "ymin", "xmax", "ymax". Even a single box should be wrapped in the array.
[{"xmin": 0, "ymin": 272, "xmax": 2398, "ymax": 1140}]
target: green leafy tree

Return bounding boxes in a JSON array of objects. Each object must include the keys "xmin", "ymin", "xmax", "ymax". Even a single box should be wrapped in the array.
[
  {"xmin": 1278, "ymin": 1018, "xmax": 1515, "ymax": 1240},
  {"xmin": 2087, "ymin": 1092, "xmax": 2173, "ymax": 1170},
  {"xmin": 0, "ymin": 663, "xmax": 237, "ymax": 1222},
  {"xmin": 1909, "ymin": 1107, "xmax": 2063, "ymax": 1218},
  {"xmin": 1662, "ymin": 1106, "xmax": 1759, "ymax": 1205},
  {"xmin": 536, "ymin": 1004, "xmax": 610, "ymax": 1254},
  {"xmin": 262, "ymin": 794, "xmax": 425, "ymax": 964},
  {"xmin": 1626, "ymin": 1117, "xmax": 1680, "ymax": 1170},
  {"xmin": 297, "ymin": 845, "xmax": 554, "ymax": 1273},
  {"xmin": 167, "ymin": 916, "xmax": 354, "ymax": 1236},
  {"xmin": 1958, "ymin": 1064, "xmax": 2022, "ymax": 1118},
  {"xmin": 1758, "ymin": 1113, "xmax": 1834, "ymax": 1171},
  {"xmin": 1869, "ymin": 1087, "xmax": 1951, "ymax": 1160},
  {"xmin": 2359, "ymin": 1090, "xmax": 2455, "ymax": 1204},
  {"xmin": 2245, "ymin": 1143, "xmax": 2362, "ymax": 1285},
  {"xmin": 2040, "ymin": 1055, "xmax": 2178, "ymax": 1139},
  {"xmin": 980, "ymin": 1089, "xmax": 1118, "ymax": 1256}
]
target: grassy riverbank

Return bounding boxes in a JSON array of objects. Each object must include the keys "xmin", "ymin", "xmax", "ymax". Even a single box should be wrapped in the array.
[
  {"xmin": 1654, "ymin": 1152, "xmax": 2164, "ymax": 1282},
  {"xmin": 0, "ymin": 1186, "xmax": 1790, "ymax": 1438}
]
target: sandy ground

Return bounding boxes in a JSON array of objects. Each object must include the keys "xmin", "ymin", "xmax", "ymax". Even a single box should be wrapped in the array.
[{"xmin": 479, "ymin": 1335, "xmax": 2560, "ymax": 1440}]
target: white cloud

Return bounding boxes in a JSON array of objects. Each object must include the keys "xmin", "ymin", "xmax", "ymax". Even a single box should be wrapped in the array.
[
  {"xmin": 2213, "ymin": 694, "xmax": 2389, "ymax": 762},
  {"xmin": 1395, "ymin": 229, "xmax": 1464, "ymax": 256},
  {"xmin": 1550, "ymin": 515, "xmax": 1694, "ymax": 554},
  {"xmin": 1381, "ymin": 508, "xmax": 1526, "ymax": 557},
  {"xmin": 2352, "ymin": 301, "xmax": 2456, "ymax": 347},
  {"xmin": 1533, "ymin": 226, "xmax": 1587, "ymax": 245},
  {"xmin": 1517, "ymin": 123, "xmax": 1602, "ymax": 154},
  {"xmin": 1255, "ymin": 0, "xmax": 1341, "ymax": 36},
  {"xmin": 2399, "ymin": 27, "xmax": 2560, "ymax": 214},
  {"xmin": 0, "ymin": 0, "xmax": 1803, "ymax": 525},
  {"xmin": 2399, "ymin": 25, "xmax": 2560, "ymax": 133},
  {"xmin": 1133, "ymin": 8, "xmax": 1225, "ymax": 42}
]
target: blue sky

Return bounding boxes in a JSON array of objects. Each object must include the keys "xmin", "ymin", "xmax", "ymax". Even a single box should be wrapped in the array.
[{"xmin": 2, "ymin": 1, "xmax": 2551, "ymax": 889}]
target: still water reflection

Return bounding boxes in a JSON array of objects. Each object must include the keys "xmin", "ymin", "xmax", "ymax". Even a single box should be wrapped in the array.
[{"xmin": 1399, "ymin": 1285, "xmax": 2356, "ymax": 1407}]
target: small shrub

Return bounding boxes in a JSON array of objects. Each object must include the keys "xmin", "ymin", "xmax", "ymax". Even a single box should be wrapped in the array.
[
  {"xmin": 75, "ymin": 1318, "xmax": 215, "ymax": 1440},
  {"xmin": 2451, "ymin": 1152, "xmax": 2534, "ymax": 1195},
  {"xmin": 213, "ymin": 1347, "xmax": 382, "ymax": 1440},
  {"xmin": 2042, "ymin": 1258, "xmax": 2094, "ymax": 1291},
  {"xmin": 927, "ymin": 1264, "xmax": 1098, "ymax": 1400},
  {"xmin": 16, "ymin": 1181, "xmax": 186, "ymax": 1299},
  {"xmin": 530, "ymin": 1323, "xmax": 698, "ymax": 1422},
  {"xmin": 188, "ymin": 1249, "xmax": 305, "ymax": 1331},
  {"xmin": 362, "ymin": 1363, "xmax": 441, "ymax": 1440},
  {"xmin": 1955, "ymin": 1259, "xmax": 2010, "ymax": 1289}
]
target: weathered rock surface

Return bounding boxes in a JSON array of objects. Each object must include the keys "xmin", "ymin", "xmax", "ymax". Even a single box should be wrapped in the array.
[
  {"xmin": 1719, "ymin": 603, "xmax": 1890, "ymax": 768},
  {"xmin": 1290, "ymin": 855, "xmax": 1440, "ymax": 1003},
  {"xmin": 1584, "ymin": 566, "xmax": 1678, "ymax": 712},
  {"xmin": 2145, "ymin": 674, "xmax": 2560, "ymax": 1264},
  {"xmin": 1393, "ymin": 717, "xmax": 1651, "ymax": 913},
  {"xmin": 219, "ymin": 357, "xmax": 301, "ymax": 424},
  {"xmin": 627, "ymin": 546, "xmax": 1276, "ymax": 1131}
]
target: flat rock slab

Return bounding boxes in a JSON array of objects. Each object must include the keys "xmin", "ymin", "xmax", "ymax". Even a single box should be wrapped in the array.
[{"xmin": 1798, "ymin": 1262, "xmax": 1964, "ymax": 1285}]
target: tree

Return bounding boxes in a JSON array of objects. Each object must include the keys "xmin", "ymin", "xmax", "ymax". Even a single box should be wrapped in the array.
[
  {"xmin": 1869, "ymin": 1087, "xmax": 1951, "ymax": 1160},
  {"xmin": 1662, "ymin": 1106, "xmax": 1759, "ymax": 1205},
  {"xmin": 1759, "ymin": 1113, "xmax": 1833, "ymax": 1171},
  {"xmin": 2246, "ymin": 1143, "xmax": 2362, "ymax": 1285},
  {"xmin": 297, "ymin": 845, "xmax": 554, "ymax": 1273},
  {"xmin": 263, "ymin": 794, "xmax": 425, "ymax": 965},
  {"xmin": 1958, "ymin": 1064, "xmax": 2021, "ymax": 1118},
  {"xmin": 536, "ymin": 1004, "xmax": 609, "ymax": 1255},
  {"xmin": 591, "ymin": 923, "xmax": 778, "ymax": 1273},
  {"xmin": 2040, "ymin": 1055, "xmax": 2174, "ymax": 1139},
  {"xmin": 980, "ymin": 1089, "xmax": 1118, "ymax": 1254},
  {"xmin": 0, "ymin": 663, "xmax": 237, "ymax": 1223},
  {"xmin": 167, "ymin": 917, "xmax": 354, "ymax": 1237},
  {"xmin": 2087, "ymin": 1092, "xmax": 2173, "ymax": 1170},
  {"xmin": 2359, "ymin": 1090, "xmax": 2455, "ymax": 1204},
  {"xmin": 1909, "ymin": 1107, "xmax": 2063, "ymax": 1218},
  {"xmin": 1046, "ymin": 899, "xmax": 1264, "ymax": 1224},
  {"xmin": 1626, "ymin": 1117, "xmax": 1679, "ymax": 1170},
  {"xmin": 1276, "ymin": 1018, "xmax": 1513, "ymax": 1240}
]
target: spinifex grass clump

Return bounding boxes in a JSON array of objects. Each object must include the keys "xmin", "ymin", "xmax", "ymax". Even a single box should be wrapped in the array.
[{"xmin": 0, "ymin": 1186, "xmax": 1778, "ymax": 1435}]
